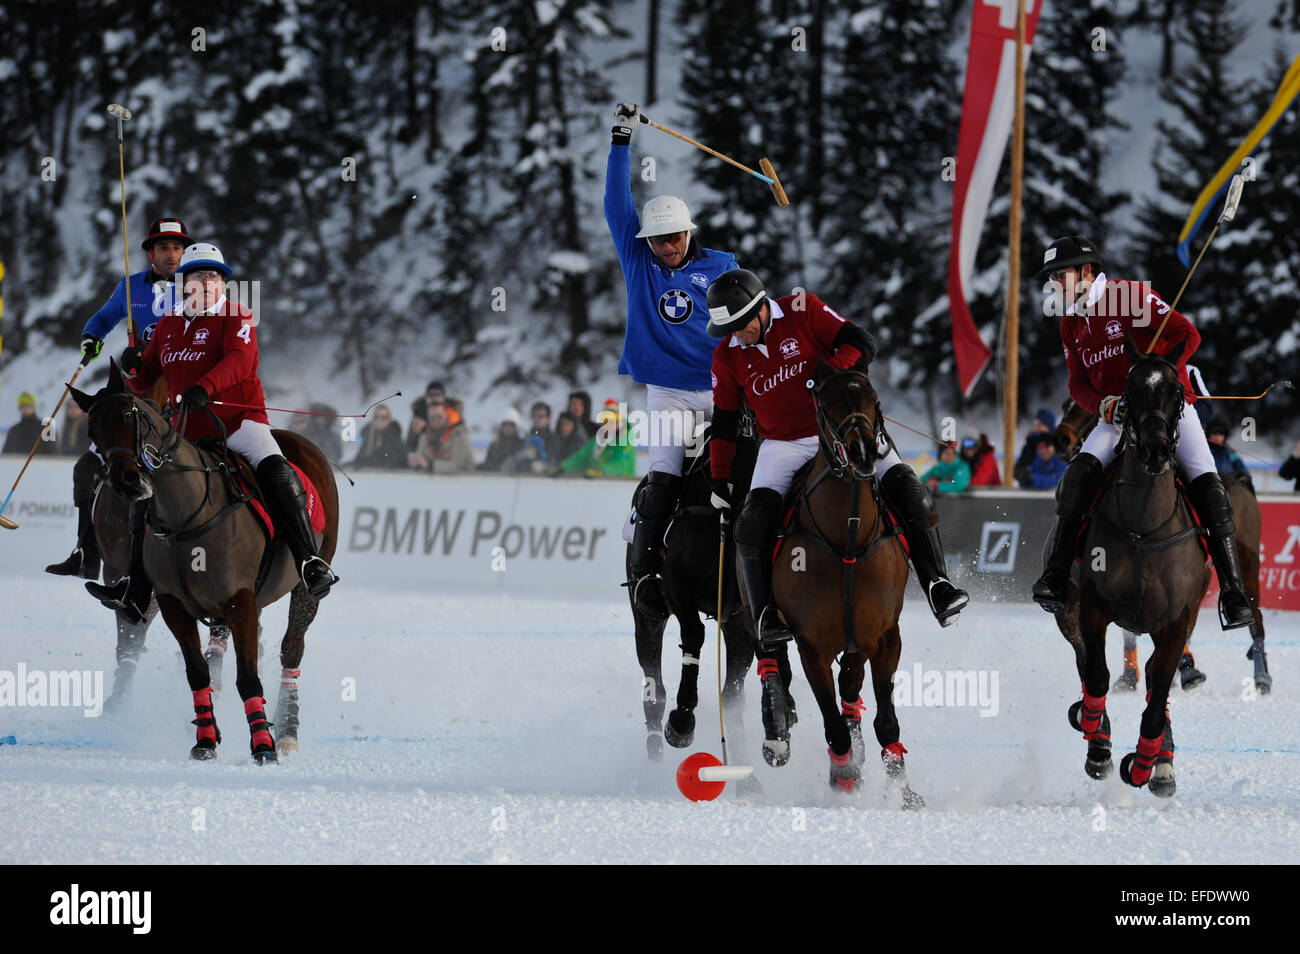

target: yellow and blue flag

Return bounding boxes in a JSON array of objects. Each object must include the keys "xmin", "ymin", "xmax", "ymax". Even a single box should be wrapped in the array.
[{"xmin": 1178, "ymin": 52, "xmax": 1300, "ymax": 266}]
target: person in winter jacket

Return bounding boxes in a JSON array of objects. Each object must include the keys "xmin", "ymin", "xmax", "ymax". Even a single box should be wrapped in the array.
[
  {"xmin": 87, "ymin": 242, "xmax": 338, "ymax": 622},
  {"xmin": 607, "ymin": 101, "xmax": 743, "ymax": 619},
  {"xmin": 1029, "ymin": 235, "xmax": 1252, "ymax": 629},
  {"xmin": 921, "ymin": 444, "xmax": 971, "ymax": 495},
  {"xmin": 480, "ymin": 408, "xmax": 525, "ymax": 472},
  {"xmin": 1026, "ymin": 435, "xmax": 1068, "ymax": 490},
  {"xmin": 3, "ymin": 391, "xmax": 44, "ymax": 455},
  {"xmin": 46, "ymin": 217, "xmax": 188, "ymax": 579},
  {"xmin": 961, "ymin": 434, "xmax": 1001, "ymax": 486},
  {"xmin": 1014, "ymin": 408, "xmax": 1056, "ymax": 487},
  {"xmin": 555, "ymin": 403, "xmax": 636, "ymax": 478},
  {"xmin": 348, "ymin": 404, "xmax": 405, "ymax": 470},
  {"xmin": 1279, "ymin": 440, "xmax": 1300, "ymax": 491},
  {"xmin": 409, "ymin": 398, "xmax": 474, "ymax": 474}
]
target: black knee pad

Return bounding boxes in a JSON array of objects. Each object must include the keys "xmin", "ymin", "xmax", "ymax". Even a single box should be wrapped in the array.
[
  {"xmin": 635, "ymin": 470, "xmax": 682, "ymax": 522},
  {"xmin": 734, "ymin": 488, "xmax": 783, "ymax": 549},
  {"xmin": 1057, "ymin": 453, "xmax": 1103, "ymax": 515},
  {"xmin": 72, "ymin": 452, "xmax": 102, "ymax": 508}
]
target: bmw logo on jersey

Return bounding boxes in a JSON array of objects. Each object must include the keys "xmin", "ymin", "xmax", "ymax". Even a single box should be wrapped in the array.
[{"xmin": 658, "ymin": 288, "xmax": 694, "ymax": 325}]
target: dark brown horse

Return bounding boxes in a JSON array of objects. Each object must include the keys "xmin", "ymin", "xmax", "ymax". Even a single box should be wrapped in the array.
[
  {"xmin": 763, "ymin": 360, "xmax": 921, "ymax": 805},
  {"xmin": 628, "ymin": 427, "xmax": 757, "ymax": 760},
  {"xmin": 1055, "ymin": 339, "xmax": 1206, "ymax": 797},
  {"xmin": 72, "ymin": 361, "xmax": 339, "ymax": 762},
  {"xmin": 1056, "ymin": 398, "xmax": 1270, "ymax": 693}
]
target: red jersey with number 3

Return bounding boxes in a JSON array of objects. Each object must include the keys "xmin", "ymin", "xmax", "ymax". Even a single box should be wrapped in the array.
[
  {"xmin": 129, "ymin": 299, "xmax": 270, "ymax": 441},
  {"xmin": 1060, "ymin": 277, "xmax": 1200, "ymax": 416},
  {"xmin": 711, "ymin": 293, "xmax": 852, "ymax": 441}
]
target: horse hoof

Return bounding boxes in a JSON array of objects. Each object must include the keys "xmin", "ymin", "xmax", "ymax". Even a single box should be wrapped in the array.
[
  {"xmin": 1085, "ymin": 756, "xmax": 1113, "ymax": 780},
  {"xmin": 190, "ymin": 742, "xmax": 218, "ymax": 761},
  {"xmin": 1256, "ymin": 674, "xmax": 1273, "ymax": 695},
  {"xmin": 763, "ymin": 739, "xmax": 790, "ymax": 767},
  {"xmin": 830, "ymin": 774, "xmax": 857, "ymax": 793},
  {"xmin": 645, "ymin": 730, "xmax": 663, "ymax": 762},
  {"xmin": 253, "ymin": 747, "xmax": 278, "ymax": 765},
  {"xmin": 1150, "ymin": 761, "xmax": 1175, "ymax": 797},
  {"xmin": 1112, "ymin": 668, "xmax": 1138, "ymax": 692},
  {"xmin": 277, "ymin": 736, "xmax": 299, "ymax": 754},
  {"xmin": 1179, "ymin": 666, "xmax": 1207, "ymax": 691},
  {"xmin": 664, "ymin": 709, "xmax": 695, "ymax": 748}
]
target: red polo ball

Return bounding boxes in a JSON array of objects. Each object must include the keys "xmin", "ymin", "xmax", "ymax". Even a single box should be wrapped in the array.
[{"xmin": 676, "ymin": 751, "xmax": 726, "ymax": 802}]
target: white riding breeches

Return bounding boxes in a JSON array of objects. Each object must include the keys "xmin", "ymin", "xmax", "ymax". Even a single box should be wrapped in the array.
[
  {"xmin": 1079, "ymin": 400, "xmax": 1217, "ymax": 479},
  {"xmin": 750, "ymin": 435, "xmax": 906, "ymax": 496},
  {"xmin": 226, "ymin": 419, "xmax": 283, "ymax": 468},
  {"xmin": 646, "ymin": 385, "xmax": 713, "ymax": 477}
]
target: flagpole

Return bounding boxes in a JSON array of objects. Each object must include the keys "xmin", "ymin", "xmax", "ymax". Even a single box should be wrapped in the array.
[{"xmin": 1002, "ymin": 0, "xmax": 1026, "ymax": 486}]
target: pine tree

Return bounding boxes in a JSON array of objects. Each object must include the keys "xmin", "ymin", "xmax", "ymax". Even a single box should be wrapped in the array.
[{"xmin": 1135, "ymin": 0, "xmax": 1274, "ymax": 425}]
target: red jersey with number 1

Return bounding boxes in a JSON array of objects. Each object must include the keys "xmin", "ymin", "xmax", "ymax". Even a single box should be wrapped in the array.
[{"xmin": 129, "ymin": 299, "xmax": 270, "ymax": 441}]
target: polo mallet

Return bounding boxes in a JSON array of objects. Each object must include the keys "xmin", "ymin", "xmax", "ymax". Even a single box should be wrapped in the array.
[
  {"xmin": 1146, "ymin": 170, "xmax": 1246, "ymax": 354},
  {"xmin": 639, "ymin": 114, "xmax": 789, "ymax": 208},
  {"xmin": 0, "ymin": 365, "xmax": 88, "ymax": 530},
  {"xmin": 108, "ymin": 103, "xmax": 137, "ymax": 347},
  {"xmin": 676, "ymin": 506, "xmax": 754, "ymax": 800},
  {"xmin": 1202, "ymin": 379, "xmax": 1293, "ymax": 400}
]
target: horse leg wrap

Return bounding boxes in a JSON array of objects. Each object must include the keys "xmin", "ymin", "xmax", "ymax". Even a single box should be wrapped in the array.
[
  {"xmin": 244, "ymin": 696, "xmax": 275, "ymax": 754},
  {"xmin": 1079, "ymin": 688, "xmax": 1108, "ymax": 740},
  {"xmin": 828, "ymin": 747, "xmax": 856, "ymax": 792},
  {"xmin": 841, "ymin": 696, "xmax": 866, "ymax": 723},
  {"xmin": 756, "ymin": 657, "xmax": 780, "ymax": 680},
  {"xmin": 1127, "ymin": 732, "xmax": 1163, "ymax": 787},
  {"xmin": 192, "ymin": 687, "xmax": 221, "ymax": 747}
]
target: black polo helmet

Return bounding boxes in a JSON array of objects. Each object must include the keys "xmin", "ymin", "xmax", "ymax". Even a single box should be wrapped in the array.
[
  {"xmin": 141, "ymin": 217, "xmax": 190, "ymax": 251},
  {"xmin": 1035, "ymin": 235, "xmax": 1102, "ymax": 281},
  {"xmin": 706, "ymin": 268, "xmax": 767, "ymax": 338}
]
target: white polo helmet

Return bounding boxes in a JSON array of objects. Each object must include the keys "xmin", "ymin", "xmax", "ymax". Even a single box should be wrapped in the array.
[
  {"xmin": 176, "ymin": 242, "xmax": 232, "ymax": 279},
  {"xmin": 635, "ymin": 195, "xmax": 697, "ymax": 238}
]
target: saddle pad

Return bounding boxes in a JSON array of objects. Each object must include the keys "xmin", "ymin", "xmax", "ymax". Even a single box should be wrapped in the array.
[{"xmin": 239, "ymin": 462, "xmax": 326, "ymax": 540}]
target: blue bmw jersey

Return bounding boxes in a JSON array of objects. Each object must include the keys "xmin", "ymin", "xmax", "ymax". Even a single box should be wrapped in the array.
[
  {"xmin": 605, "ymin": 144, "xmax": 738, "ymax": 390},
  {"xmin": 82, "ymin": 269, "xmax": 180, "ymax": 342}
]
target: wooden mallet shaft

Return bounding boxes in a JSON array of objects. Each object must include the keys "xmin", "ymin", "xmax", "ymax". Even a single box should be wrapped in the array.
[{"xmin": 640, "ymin": 115, "xmax": 789, "ymax": 207}]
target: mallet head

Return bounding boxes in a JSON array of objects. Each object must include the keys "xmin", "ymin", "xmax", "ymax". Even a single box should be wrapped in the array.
[
  {"xmin": 107, "ymin": 104, "xmax": 132, "ymax": 121},
  {"xmin": 1219, "ymin": 174, "xmax": 1244, "ymax": 224}
]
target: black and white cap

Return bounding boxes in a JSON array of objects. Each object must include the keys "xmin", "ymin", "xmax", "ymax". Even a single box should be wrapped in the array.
[
  {"xmin": 1035, "ymin": 235, "xmax": 1101, "ymax": 280},
  {"xmin": 141, "ymin": 218, "xmax": 190, "ymax": 251},
  {"xmin": 705, "ymin": 268, "xmax": 767, "ymax": 338}
]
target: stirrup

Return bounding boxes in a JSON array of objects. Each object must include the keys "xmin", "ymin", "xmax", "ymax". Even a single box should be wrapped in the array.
[
  {"xmin": 1032, "ymin": 575, "xmax": 1067, "ymax": 614},
  {"xmin": 756, "ymin": 605, "xmax": 794, "ymax": 651},
  {"xmin": 631, "ymin": 573, "xmax": 669, "ymax": 620},
  {"xmin": 300, "ymin": 557, "xmax": 338, "ymax": 600},
  {"xmin": 926, "ymin": 578, "xmax": 968, "ymax": 626},
  {"xmin": 1217, "ymin": 590, "xmax": 1253, "ymax": 631},
  {"xmin": 85, "ymin": 577, "xmax": 149, "ymax": 625}
]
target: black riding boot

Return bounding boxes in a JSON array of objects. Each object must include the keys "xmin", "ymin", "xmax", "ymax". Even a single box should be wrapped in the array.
[
  {"xmin": 1032, "ymin": 453, "xmax": 1104, "ymax": 613},
  {"xmin": 735, "ymin": 488, "xmax": 793, "ymax": 651},
  {"xmin": 258, "ymin": 456, "xmax": 338, "ymax": 600},
  {"xmin": 879, "ymin": 466, "xmax": 969, "ymax": 626},
  {"xmin": 628, "ymin": 471, "xmax": 682, "ymax": 620},
  {"xmin": 85, "ymin": 498, "xmax": 152, "ymax": 624},
  {"xmin": 47, "ymin": 452, "xmax": 102, "ymax": 579},
  {"xmin": 1187, "ymin": 472, "xmax": 1254, "ymax": 630}
]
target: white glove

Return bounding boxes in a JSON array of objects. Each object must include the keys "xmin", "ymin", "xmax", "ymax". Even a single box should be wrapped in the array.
[{"xmin": 612, "ymin": 102, "xmax": 641, "ymax": 144}]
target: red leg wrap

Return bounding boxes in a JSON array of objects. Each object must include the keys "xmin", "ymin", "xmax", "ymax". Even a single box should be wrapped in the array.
[
  {"xmin": 1080, "ymin": 687, "xmax": 1108, "ymax": 740},
  {"xmin": 1128, "ymin": 732, "xmax": 1163, "ymax": 786},
  {"xmin": 756, "ymin": 657, "xmax": 779, "ymax": 680},
  {"xmin": 881, "ymin": 742, "xmax": 908, "ymax": 763},
  {"xmin": 841, "ymin": 696, "xmax": 866, "ymax": 722},
  {"xmin": 244, "ymin": 696, "xmax": 274, "ymax": 752},
  {"xmin": 192, "ymin": 687, "xmax": 220, "ymax": 746}
]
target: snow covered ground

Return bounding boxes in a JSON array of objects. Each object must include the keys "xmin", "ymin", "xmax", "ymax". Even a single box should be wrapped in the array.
[{"xmin": 1, "ymin": 573, "xmax": 1298, "ymax": 865}]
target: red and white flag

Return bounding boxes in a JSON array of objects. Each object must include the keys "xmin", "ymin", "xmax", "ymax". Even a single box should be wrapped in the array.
[{"xmin": 948, "ymin": 0, "xmax": 1043, "ymax": 398}]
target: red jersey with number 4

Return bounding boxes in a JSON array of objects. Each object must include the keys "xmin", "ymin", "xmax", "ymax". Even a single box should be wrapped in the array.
[
  {"xmin": 711, "ymin": 293, "xmax": 855, "ymax": 442},
  {"xmin": 130, "ymin": 299, "xmax": 270, "ymax": 441},
  {"xmin": 1060, "ymin": 277, "xmax": 1200, "ymax": 416}
]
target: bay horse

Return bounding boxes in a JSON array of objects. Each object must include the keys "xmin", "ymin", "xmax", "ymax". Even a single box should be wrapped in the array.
[
  {"xmin": 1056, "ymin": 399, "xmax": 1270, "ymax": 694},
  {"xmin": 628, "ymin": 425, "xmax": 758, "ymax": 760},
  {"xmin": 763, "ymin": 359, "xmax": 922, "ymax": 805},
  {"xmin": 1055, "ymin": 338, "xmax": 1209, "ymax": 797},
  {"xmin": 71, "ymin": 360, "xmax": 339, "ymax": 762},
  {"xmin": 92, "ymin": 375, "xmax": 246, "ymax": 710}
]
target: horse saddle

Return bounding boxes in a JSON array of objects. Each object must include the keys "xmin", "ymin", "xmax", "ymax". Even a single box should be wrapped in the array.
[
  {"xmin": 773, "ymin": 458, "xmax": 904, "ymax": 566},
  {"xmin": 193, "ymin": 438, "xmax": 326, "ymax": 541}
]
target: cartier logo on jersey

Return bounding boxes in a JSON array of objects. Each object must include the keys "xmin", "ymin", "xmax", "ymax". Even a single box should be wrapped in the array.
[
  {"xmin": 161, "ymin": 347, "xmax": 206, "ymax": 366},
  {"xmin": 1080, "ymin": 342, "xmax": 1124, "ymax": 368},
  {"xmin": 751, "ymin": 359, "xmax": 808, "ymax": 396}
]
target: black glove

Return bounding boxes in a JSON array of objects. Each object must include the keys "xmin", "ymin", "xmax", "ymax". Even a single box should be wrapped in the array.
[
  {"xmin": 120, "ymin": 345, "xmax": 143, "ymax": 374},
  {"xmin": 180, "ymin": 385, "xmax": 209, "ymax": 412},
  {"xmin": 612, "ymin": 102, "xmax": 641, "ymax": 145},
  {"xmin": 81, "ymin": 335, "xmax": 103, "ymax": 364},
  {"xmin": 710, "ymin": 478, "xmax": 733, "ymax": 510}
]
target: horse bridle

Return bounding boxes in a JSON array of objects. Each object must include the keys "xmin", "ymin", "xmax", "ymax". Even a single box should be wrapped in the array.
[
  {"xmin": 808, "ymin": 368, "xmax": 885, "ymax": 482},
  {"xmin": 93, "ymin": 392, "xmax": 184, "ymax": 475},
  {"xmin": 1122, "ymin": 359, "xmax": 1183, "ymax": 470}
]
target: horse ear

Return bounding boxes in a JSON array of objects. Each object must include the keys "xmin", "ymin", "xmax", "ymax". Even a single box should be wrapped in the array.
[
  {"xmin": 1125, "ymin": 331, "xmax": 1141, "ymax": 362},
  {"xmin": 108, "ymin": 358, "xmax": 125, "ymax": 392},
  {"xmin": 68, "ymin": 385, "xmax": 93, "ymax": 413}
]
